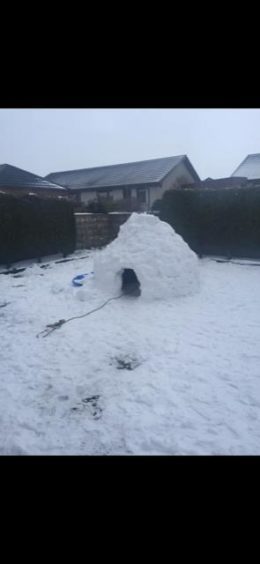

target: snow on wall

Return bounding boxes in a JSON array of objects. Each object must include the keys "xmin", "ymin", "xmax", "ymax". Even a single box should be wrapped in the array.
[{"xmin": 94, "ymin": 213, "xmax": 200, "ymax": 300}]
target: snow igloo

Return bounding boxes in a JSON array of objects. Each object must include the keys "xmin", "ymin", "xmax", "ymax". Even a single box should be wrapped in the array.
[{"xmin": 94, "ymin": 213, "xmax": 200, "ymax": 300}]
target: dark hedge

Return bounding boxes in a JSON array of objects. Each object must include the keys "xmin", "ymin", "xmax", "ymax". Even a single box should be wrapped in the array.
[
  {"xmin": 0, "ymin": 194, "xmax": 76, "ymax": 266},
  {"xmin": 157, "ymin": 188, "xmax": 260, "ymax": 258}
]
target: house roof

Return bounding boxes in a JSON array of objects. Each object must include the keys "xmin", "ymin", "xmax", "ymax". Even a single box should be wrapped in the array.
[
  {"xmin": 231, "ymin": 154, "xmax": 260, "ymax": 180},
  {"xmin": 0, "ymin": 164, "xmax": 66, "ymax": 191},
  {"xmin": 45, "ymin": 155, "xmax": 200, "ymax": 191}
]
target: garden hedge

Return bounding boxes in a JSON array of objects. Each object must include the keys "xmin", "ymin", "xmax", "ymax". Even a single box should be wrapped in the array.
[
  {"xmin": 157, "ymin": 187, "xmax": 260, "ymax": 258},
  {"xmin": 0, "ymin": 193, "xmax": 76, "ymax": 266}
]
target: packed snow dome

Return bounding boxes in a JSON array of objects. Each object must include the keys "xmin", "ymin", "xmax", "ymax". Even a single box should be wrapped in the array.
[{"xmin": 94, "ymin": 213, "xmax": 200, "ymax": 300}]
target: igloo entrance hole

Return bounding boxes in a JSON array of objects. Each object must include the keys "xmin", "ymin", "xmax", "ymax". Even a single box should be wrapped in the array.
[{"xmin": 121, "ymin": 268, "xmax": 141, "ymax": 297}]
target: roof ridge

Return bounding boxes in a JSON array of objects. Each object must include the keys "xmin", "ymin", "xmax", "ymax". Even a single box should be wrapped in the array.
[{"xmin": 46, "ymin": 155, "xmax": 186, "ymax": 178}]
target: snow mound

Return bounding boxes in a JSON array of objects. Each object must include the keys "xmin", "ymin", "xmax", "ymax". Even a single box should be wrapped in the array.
[{"xmin": 94, "ymin": 213, "xmax": 200, "ymax": 300}]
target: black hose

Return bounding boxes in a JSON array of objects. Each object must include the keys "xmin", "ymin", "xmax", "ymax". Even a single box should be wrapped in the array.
[{"xmin": 37, "ymin": 294, "xmax": 123, "ymax": 338}]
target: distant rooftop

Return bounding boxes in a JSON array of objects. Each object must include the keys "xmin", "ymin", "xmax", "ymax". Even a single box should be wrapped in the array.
[
  {"xmin": 45, "ymin": 155, "xmax": 200, "ymax": 190},
  {"xmin": 182, "ymin": 176, "xmax": 249, "ymax": 190},
  {"xmin": 0, "ymin": 164, "xmax": 66, "ymax": 191},
  {"xmin": 231, "ymin": 154, "xmax": 260, "ymax": 180}
]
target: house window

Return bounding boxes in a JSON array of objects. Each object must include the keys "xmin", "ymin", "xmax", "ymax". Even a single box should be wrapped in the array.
[
  {"xmin": 123, "ymin": 187, "xmax": 132, "ymax": 200},
  {"xmin": 97, "ymin": 190, "xmax": 111, "ymax": 200},
  {"xmin": 137, "ymin": 189, "xmax": 146, "ymax": 203}
]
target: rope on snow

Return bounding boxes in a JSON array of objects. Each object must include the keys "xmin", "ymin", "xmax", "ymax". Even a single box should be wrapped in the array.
[
  {"xmin": 0, "ymin": 302, "xmax": 11, "ymax": 308},
  {"xmin": 36, "ymin": 294, "xmax": 123, "ymax": 338}
]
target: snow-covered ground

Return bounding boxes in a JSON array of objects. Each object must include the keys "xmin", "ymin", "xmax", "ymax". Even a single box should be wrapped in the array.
[{"xmin": 1, "ymin": 251, "xmax": 260, "ymax": 455}]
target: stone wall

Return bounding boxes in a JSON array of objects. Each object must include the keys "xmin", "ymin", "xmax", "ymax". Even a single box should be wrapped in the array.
[{"xmin": 75, "ymin": 212, "xmax": 132, "ymax": 249}]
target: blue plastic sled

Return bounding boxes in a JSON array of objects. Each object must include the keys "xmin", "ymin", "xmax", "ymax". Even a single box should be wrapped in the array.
[{"xmin": 72, "ymin": 272, "xmax": 94, "ymax": 287}]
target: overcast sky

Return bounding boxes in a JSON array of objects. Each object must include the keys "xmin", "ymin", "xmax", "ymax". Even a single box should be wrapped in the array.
[{"xmin": 1, "ymin": 109, "xmax": 260, "ymax": 180}]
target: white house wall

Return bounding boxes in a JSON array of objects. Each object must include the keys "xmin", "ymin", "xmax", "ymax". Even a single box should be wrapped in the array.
[
  {"xmin": 161, "ymin": 161, "xmax": 197, "ymax": 191},
  {"xmin": 79, "ymin": 162, "xmax": 196, "ymax": 208},
  {"xmin": 149, "ymin": 162, "xmax": 197, "ymax": 207},
  {"xmin": 149, "ymin": 185, "xmax": 165, "ymax": 207}
]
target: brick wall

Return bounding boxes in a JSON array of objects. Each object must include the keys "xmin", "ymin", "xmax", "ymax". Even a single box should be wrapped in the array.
[{"xmin": 75, "ymin": 212, "xmax": 132, "ymax": 249}]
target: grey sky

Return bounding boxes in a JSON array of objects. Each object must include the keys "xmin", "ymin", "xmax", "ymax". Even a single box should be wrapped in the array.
[{"xmin": 1, "ymin": 109, "xmax": 260, "ymax": 180}]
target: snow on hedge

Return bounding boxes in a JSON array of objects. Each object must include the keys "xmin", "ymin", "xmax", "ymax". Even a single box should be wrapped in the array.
[{"xmin": 94, "ymin": 213, "xmax": 200, "ymax": 300}]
